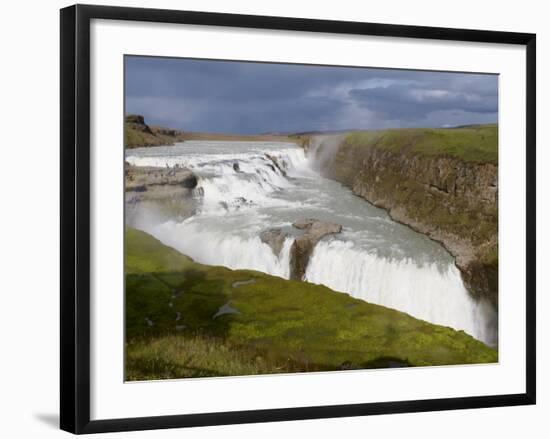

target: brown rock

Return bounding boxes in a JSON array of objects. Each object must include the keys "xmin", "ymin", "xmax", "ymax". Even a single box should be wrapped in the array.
[
  {"xmin": 125, "ymin": 165, "xmax": 197, "ymax": 191},
  {"xmin": 289, "ymin": 219, "xmax": 342, "ymax": 280},
  {"xmin": 260, "ymin": 228, "xmax": 289, "ymax": 257}
]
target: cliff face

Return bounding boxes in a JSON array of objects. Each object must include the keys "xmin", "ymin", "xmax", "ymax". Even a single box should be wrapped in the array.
[{"xmin": 307, "ymin": 127, "xmax": 498, "ymax": 305}]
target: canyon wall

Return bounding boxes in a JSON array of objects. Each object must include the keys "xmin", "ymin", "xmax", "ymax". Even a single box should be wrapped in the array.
[{"xmin": 305, "ymin": 126, "xmax": 498, "ymax": 305}]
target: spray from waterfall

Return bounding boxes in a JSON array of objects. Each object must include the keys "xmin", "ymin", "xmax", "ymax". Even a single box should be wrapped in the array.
[{"xmin": 306, "ymin": 134, "xmax": 346, "ymax": 172}]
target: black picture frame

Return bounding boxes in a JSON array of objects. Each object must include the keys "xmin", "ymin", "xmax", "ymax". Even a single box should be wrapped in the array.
[{"xmin": 60, "ymin": 4, "xmax": 536, "ymax": 434}]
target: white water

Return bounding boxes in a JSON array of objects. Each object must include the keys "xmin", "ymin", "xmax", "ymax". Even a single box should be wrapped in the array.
[
  {"xmin": 306, "ymin": 240, "xmax": 496, "ymax": 345},
  {"xmin": 154, "ymin": 219, "xmax": 295, "ymax": 279},
  {"xmin": 126, "ymin": 140, "xmax": 497, "ymax": 347}
]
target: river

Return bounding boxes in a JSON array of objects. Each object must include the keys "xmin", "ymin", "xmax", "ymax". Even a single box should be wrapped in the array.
[{"xmin": 126, "ymin": 140, "xmax": 497, "ymax": 347}]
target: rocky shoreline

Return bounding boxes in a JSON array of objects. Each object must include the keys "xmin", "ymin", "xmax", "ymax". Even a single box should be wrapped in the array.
[
  {"xmin": 125, "ymin": 163, "xmax": 199, "ymax": 224},
  {"xmin": 125, "ymin": 162, "xmax": 198, "ymax": 200}
]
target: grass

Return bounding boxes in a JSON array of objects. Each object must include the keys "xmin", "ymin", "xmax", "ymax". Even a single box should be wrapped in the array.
[
  {"xmin": 345, "ymin": 125, "xmax": 498, "ymax": 163},
  {"xmin": 125, "ymin": 125, "xmax": 181, "ymax": 148},
  {"xmin": 126, "ymin": 227, "xmax": 194, "ymax": 274},
  {"xmin": 126, "ymin": 334, "xmax": 306, "ymax": 380},
  {"xmin": 125, "ymin": 228, "xmax": 497, "ymax": 380}
]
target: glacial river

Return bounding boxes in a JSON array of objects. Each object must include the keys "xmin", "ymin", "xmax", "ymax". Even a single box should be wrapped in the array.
[{"xmin": 126, "ymin": 140, "xmax": 497, "ymax": 347}]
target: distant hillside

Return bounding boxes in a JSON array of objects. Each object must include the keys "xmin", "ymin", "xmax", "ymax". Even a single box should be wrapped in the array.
[
  {"xmin": 124, "ymin": 114, "xmax": 298, "ymax": 148},
  {"xmin": 125, "ymin": 115, "xmax": 187, "ymax": 148}
]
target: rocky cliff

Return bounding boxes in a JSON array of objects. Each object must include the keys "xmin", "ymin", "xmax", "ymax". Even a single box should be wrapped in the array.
[
  {"xmin": 125, "ymin": 114, "xmax": 187, "ymax": 148},
  {"xmin": 305, "ymin": 126, "xmax": 498, "ymax": 305}
]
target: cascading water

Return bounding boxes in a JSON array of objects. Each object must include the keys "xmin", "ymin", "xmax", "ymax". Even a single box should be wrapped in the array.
[
  {"xmin": 126, "ymin": 140, "xmax": 498, "ymax": 347},
  {"xmin": 305, "ymin": 240, "xmax": 497, "ymax": 346}
]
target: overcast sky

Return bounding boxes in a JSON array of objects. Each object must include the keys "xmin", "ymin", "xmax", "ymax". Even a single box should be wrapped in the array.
[{"xmin": 125, "ymin": 56, "xmax": 498, "ymax": 135}]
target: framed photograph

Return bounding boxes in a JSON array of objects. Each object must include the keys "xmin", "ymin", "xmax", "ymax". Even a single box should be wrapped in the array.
[{"xmin": 60, "ymin": 4, "xmax": 536, "ymax": 434}]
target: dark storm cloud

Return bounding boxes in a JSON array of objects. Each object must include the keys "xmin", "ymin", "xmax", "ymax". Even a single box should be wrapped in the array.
[
  {"xmin": 348, "ymin": 71, "xmax": 498, "ymax": 121},
  {"xmin": 125, "ymin": 56, "xmax": 498, "ymax": 134},
  {"xmin": 127, "ymin": 56, "xmax": 383, "ymax": 100},
  {"xmin": 350, "ymin": 83, "xmax": 498, "ymax": 120}
]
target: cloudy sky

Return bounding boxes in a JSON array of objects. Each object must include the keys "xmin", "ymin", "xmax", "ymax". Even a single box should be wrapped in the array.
[{"xmin": 125, "ymin": 56, "xmax": 498, "ymax": 134}]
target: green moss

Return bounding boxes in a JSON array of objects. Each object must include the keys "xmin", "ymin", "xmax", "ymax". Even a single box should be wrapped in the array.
[
  {"xmin": 125, "ymin": 227, "xmax": 194, "ymax": 274},
  {"xmin": 125, "ymin": 228, "xmax": 497, "ymax": 380},
  {"xmin": 346, "ymin": 125, "xmax": 498, "ymax": 164}
]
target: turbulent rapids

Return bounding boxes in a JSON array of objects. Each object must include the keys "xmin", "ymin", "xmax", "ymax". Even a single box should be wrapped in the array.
[{"xmin": 126, "ymin": 140, "xmax": 498, "ymax": 347}]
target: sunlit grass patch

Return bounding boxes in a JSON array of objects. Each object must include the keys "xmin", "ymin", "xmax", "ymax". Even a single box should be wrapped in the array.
[{"xmin": 346, "ymin": 125, "xmax": 498, "ymax": 163}]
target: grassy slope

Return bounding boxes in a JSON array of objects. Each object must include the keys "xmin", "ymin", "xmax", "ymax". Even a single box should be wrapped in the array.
[
  {"xmin": 125, "ymin": 228, "xmax": 497, "ymax": 380},
  {"xmin": 345, "ymin": 125, "xmax": 498, "ymax": 163}
]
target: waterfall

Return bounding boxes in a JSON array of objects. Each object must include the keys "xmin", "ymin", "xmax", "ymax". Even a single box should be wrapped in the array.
[
  {"xmin": 305, "ymin": 239, "xmax": 497, "ymax": 346},
  {"xmin": 127, "ymin": 140, "xmax": 497, "ymax": 347},
  {"xmin": 153, "ymin": 219, "xmax": 295, "ymax": 279}
]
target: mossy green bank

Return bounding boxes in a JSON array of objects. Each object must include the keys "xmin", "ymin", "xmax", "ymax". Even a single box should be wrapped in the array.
[
  {"xmin": 345, "ymin": 125, "xmax": 497, "ymax": 163},
  {"xmin": 126, "ymin": 228, "xmax": 497, "ymax": 381}
]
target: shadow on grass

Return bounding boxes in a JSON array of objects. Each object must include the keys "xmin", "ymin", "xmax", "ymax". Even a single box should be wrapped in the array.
[{"xmin": 126, "ymin": 269, "xmax": 230, "ymax": 340}]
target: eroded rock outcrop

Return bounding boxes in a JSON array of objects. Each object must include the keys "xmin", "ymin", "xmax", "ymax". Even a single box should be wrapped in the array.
[
  {"xmin": 289, "ymin": 219, "xmax": 342, "ymax": 280},
  {"xmin": 125, "ymin": 163, "xmax": 198, "ymax": 201},
  {"xmin": 125, "ymin": 163, "xmax": 199, "ymax": 223},
  {"xmin": 260, "ymin": 228, "xmax": 289, "ymax": 257}
]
